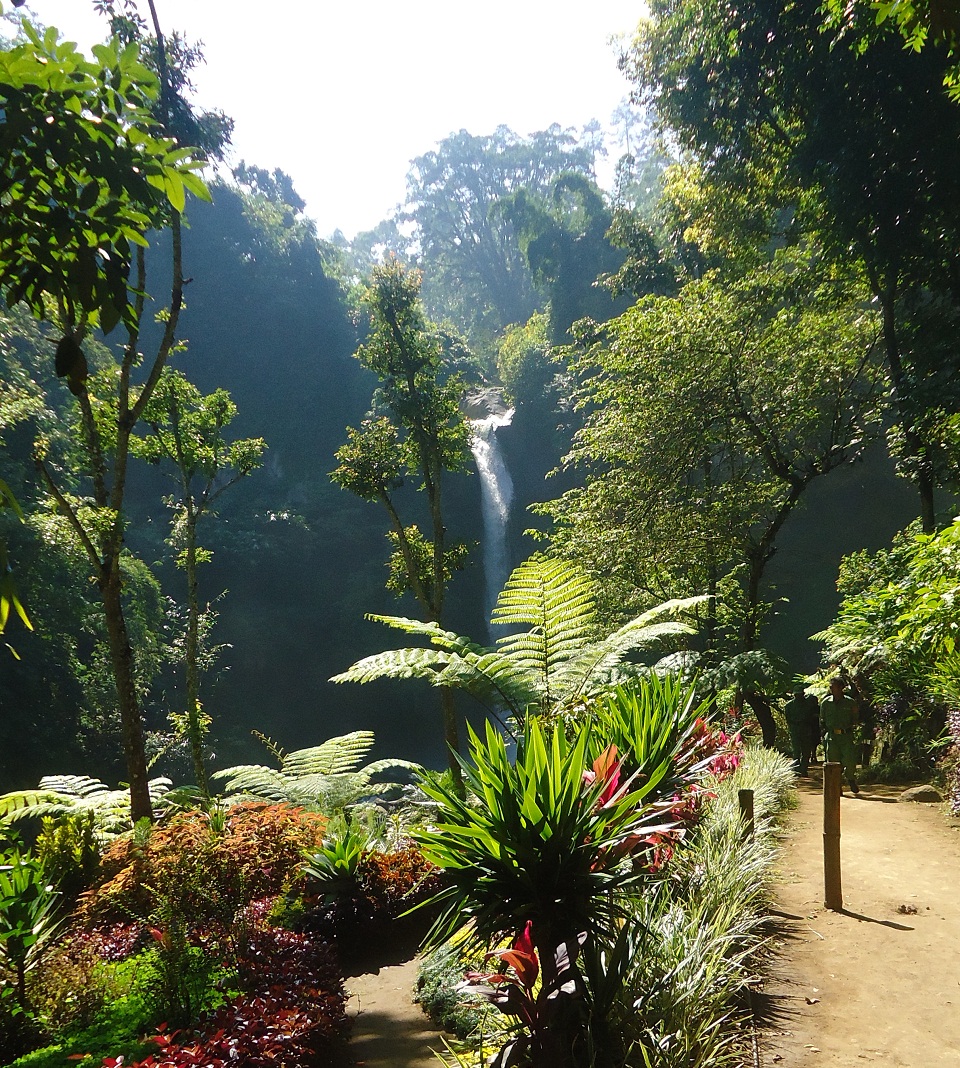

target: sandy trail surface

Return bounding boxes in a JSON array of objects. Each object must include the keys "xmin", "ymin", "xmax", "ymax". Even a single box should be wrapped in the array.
[
  {"xmin": 762, "ymin": 771, "xmax": 960, "ymax": 1067},
  {"xmin": 346, "ymin": 956, "xmax": 443, "ymax": 1068}
]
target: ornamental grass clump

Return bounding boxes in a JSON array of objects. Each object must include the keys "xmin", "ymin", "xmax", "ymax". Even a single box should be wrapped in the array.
[{"xmin": 615, "ymin": 748, "xmax": 795, "ymax": 1068}]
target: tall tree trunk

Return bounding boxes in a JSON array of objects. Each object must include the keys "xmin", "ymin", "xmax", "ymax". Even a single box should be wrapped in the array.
[
  {"xmin": 183, "ymin": 514, "xmax": 209, "ymax": 794},
  {"xmin": 440, "ymin": 686, "xmax": 463, "ymax": 791},
  {"xmin": 101, "ymin": 557, "xmax": 153, "ymax": 822}
]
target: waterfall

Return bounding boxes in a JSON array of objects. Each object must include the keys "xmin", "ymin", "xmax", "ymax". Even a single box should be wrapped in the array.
[{"xmin": 469, "ymin": 408, "xmax": 515, "ymax": 635}]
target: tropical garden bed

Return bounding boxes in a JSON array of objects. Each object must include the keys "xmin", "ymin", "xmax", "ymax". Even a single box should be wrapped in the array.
[{"xmin": 0, "ymin": 674, "xmax": 794, "ymax": 1068}]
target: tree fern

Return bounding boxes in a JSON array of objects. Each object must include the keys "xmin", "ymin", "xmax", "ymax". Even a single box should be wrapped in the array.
[
  {"xmin": 211, "ymin": 730, "xmax": 420, "ymax": 814},
  {"xmin": 333, "ymin": 554, "xmax": 704, "ymax": 726},
  {"xmin": 0, "ymin": 775, "xmax": 173, "ymax": 836}
]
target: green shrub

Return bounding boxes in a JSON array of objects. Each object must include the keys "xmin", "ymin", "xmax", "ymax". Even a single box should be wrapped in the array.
[
  {"xmin": 27, "ymin": 940, "xmax": 114, "ymax": 1038},
  {"xmin": 416, "ymin": 943, "xmax": 491, "ymax": 1040},
  {"xmin": 34, "ymin": 812, "xmax": 101, "ymax": 906}
]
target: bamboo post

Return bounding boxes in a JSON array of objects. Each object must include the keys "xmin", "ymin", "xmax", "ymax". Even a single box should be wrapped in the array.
[
  {"xmin": 738, "ymin": 788, "xmax": 755, "ymax": 839},
  {"xmin": 823, "ymin": 761, "xmax": 843, "ymax": 911}
]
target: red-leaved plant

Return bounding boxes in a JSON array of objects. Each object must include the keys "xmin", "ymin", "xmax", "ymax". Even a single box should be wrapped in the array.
[{"xmin": 460, "ymin": 921, "xmax": 585, "ymax": 1068}]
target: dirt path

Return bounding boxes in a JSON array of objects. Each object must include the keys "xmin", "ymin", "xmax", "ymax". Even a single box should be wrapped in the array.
[
  {"xmin": 762, "ymin": 772, "xmax": 960, "ymax": 1067},
  {"xmin": 346, "ymin": 956, "xmax": 444, "ymax": 1067}
]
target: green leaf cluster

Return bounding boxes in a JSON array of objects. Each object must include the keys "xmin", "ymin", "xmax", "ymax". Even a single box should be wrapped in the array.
[
  {"xmin": 415, "ymin": 713, "xmax": 675, "ymax": 952},
  {"xmin": 0, "ymin": 22, "xmax": 209, "ymax": 332},
  {"xmin": 0, "ymin": 776, "xmax": 173, "ymax": 838},
  {"xmin": 0, "ymin": 845, "xmax": 62, "ymax": 1009},
  {"xmin": 544, "ymin": 252, "xmax": 885, "ymax": 645},
  {"xmin": 816, "ymin": 517, "xmax": 960, "ymax": 701}
]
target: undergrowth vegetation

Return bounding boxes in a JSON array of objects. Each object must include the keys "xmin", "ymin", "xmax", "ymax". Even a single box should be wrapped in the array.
[
  {"xmin": 418, "ymin": 743, "xmax": 795, "ymax": 1068},
  {"xmin": 0, "ymin": 759, "xmax": 439, "ymax": 1067},
  {"xmin": 0, "ymin": 681, "xmax": 794, "ymax": 1068}
]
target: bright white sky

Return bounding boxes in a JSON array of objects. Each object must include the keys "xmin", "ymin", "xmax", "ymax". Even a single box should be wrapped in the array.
[{"xmin": 24, "ymin": 1, "xmax": 645, "ymax": 238}]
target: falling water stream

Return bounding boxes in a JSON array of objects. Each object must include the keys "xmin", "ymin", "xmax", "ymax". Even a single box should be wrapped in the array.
[{"xmin": 469, "ymin": 408, "xmax": 515, "ymax": 637}]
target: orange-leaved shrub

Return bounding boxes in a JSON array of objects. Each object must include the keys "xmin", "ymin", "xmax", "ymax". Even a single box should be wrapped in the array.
[{"xmin": 80, "ymin": 803, "xmax": 328, "ymax": 927}]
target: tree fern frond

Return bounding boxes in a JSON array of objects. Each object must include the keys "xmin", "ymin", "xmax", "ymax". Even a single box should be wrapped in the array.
[
  {"xmin": 357, "ymin": 757, "xmax": 422, "ymax": 779},
  {"xmin": 632, "ymin": 594, "xmax": 710, "ymax": 627},
  {"xmin": 363, "ymin": 614, "xmax": 480, "ymax": 653},
  {"xmin": 333, "ymin": 555, "xmax": 702, "ymax": 729},
  {"xmin": 37, "ymin": 774, "xmax": 112, "ymax": 799},
  {"xmin": 551, "ymin": 615, "xmax": 698, "ymax": 704},
  {"xmin": 0, "ymin": 777, "xmax": 172, "ymax": 833},
  {"xmin": 330, "ymin": 647, "xmax": 456, "ymax": 685},
  {"xmin": 0, "ymin": 791, "xmax": 69, "ymax": 822},
  {"xmin": 209, "ymin": 765, "xmax": 290, "ymax": 801},
  {"xmin": 433, "ymin": 650, "xmax": 538, "ymax": 719},
  {"xmin": 492, "ymin": 556, "xmax": 595, "ymax": 631},
  {"xmin": 493, "ymin": 557, "xmax": 598, "ymax": 673},
  {"xmin": 281, "ymin": 732, "xmax": 377, "ymax": 777}
]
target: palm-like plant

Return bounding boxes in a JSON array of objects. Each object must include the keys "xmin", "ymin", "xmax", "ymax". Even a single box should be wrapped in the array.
[
  {"xmin": 416, "ymin": 715, "xmax": 676, "ymax": 956},
  {"xmin": 332, "ymin": 554, "xmax": 703, "ymax": 727},
  {"xmin": 585, "ymin": 677, "xmax": 713, "ymax": 795},
  {"xmin": 211, "ymin": 730, "xmax": 419, "ymax": 814}
]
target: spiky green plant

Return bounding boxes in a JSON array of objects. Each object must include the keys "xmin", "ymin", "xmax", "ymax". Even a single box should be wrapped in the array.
[
  {"xmin": 332, "ymin": 554, "xmax": 703, "ymax": 726},
  {"xmin": 585, "ymin": 677, "xmax": 712, "ymax": 792},
  {"xmin": 210, "ymin": 730, "xmax": 419, "ymax": 814},
  {"xmin": 415, "ymin": 716, "xmax": 676, "ymax": 955}
]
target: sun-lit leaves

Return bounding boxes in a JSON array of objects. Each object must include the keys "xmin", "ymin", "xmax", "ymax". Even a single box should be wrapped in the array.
[
  {"xmin": 332, "ymin": 555, "xmax": 700, "ymax": 725},
  {"xmin": 0, "ymin": 23, "xmax": 210, "ymax": 333},
  {"xmin": 544, "ymin": 252, "xmax": 886, "ymax": 645},
  {"xmin": 415, "ymin": 713, "xmax": 679, "ymax": 956}
]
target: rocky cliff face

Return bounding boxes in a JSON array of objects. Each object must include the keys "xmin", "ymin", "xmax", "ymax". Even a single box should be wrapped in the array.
[{"xmin": 462, "ymin": 387, "xmax": 512, "ymax": 420}]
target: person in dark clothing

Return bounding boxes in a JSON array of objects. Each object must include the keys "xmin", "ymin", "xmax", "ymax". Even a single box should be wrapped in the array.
[
  {"xmin": 784, "ymin": 688, "xmax": 813, "ymax": 774},
  {"xmin": 803, "ymin": 693, "xmax": 821, "ymax": 768}
]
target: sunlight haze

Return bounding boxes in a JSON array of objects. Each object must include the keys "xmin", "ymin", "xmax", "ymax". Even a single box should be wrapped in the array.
[{"xmin": 27, "ymin": 0, "xmax": 645, "ymax": 237}]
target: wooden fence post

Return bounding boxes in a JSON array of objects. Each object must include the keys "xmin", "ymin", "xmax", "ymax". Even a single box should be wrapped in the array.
[
  {"xmin": 823, "ymin": 761, "xmax": 843, "ymax": 911},
  {"xmin": 738, "ymin": 788, "xmax": 755, "ymax": 839}
]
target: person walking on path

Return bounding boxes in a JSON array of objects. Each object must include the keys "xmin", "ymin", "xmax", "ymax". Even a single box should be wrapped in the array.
[
  {"xmin": 802, "ymin": 691, "xmax": 821, "ymax": 768},
  {"xmin": 820, "ymin": 676, "xmax": 860, "ymax": 795},
  {"xmin": 784, "ymin": 688, "xmax": 818, "ymax": 775}
]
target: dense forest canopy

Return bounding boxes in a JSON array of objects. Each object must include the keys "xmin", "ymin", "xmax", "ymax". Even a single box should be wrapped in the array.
[{"xmin": 1, "ymin": 0, "xmax": 958, "ymax": 797}]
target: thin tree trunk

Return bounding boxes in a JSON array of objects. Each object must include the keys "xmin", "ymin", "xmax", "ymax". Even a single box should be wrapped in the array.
[
  {"xmin": 101, "ymin": 558, "xmax": 153, "ymax": 822},
  {"xmin": 877, "ymin": 278, "xmax": 936, "ymax": 532},
  {"xmin": 183, "ymin": 513, "xmax": 209, "ymax": 794}
]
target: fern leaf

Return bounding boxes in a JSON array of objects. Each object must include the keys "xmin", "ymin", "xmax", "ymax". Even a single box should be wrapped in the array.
[
  {"xmin": 330, "ymin": 647, "xmax": 456, "ymax": 685},
  {"xmin": 631, "ymin": 594, "xmax": 710, "ymax": 626},
  {"xmin": 364, "ymin": 614, "xmax": 479, "ymax": 652},
  {"xmin": 210, "ymin": 765, "xmax": 291, "ymax": 801},
  {"xmin": 493, "ymin": 557, "xmax": 598, "ymax": 675},
  {"xmin": 38, "ymin": 774, "xmax": 112, "ymax": 799},
  {"xmin": 282, "ymin": 732, "xmax": 377, "ymax": 777},
  {"xmin": 0, "ymin": 790, "xmax": 66, "ymax": 822},
  {"xmin": 357, "ymin": 757, "xmax": 422, "ymax": 779}
]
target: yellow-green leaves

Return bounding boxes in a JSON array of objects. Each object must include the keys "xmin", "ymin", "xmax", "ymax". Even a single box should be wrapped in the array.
[{"xmin": 0, "ymin": 22, "xmax": 210, "ymax": 333}]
